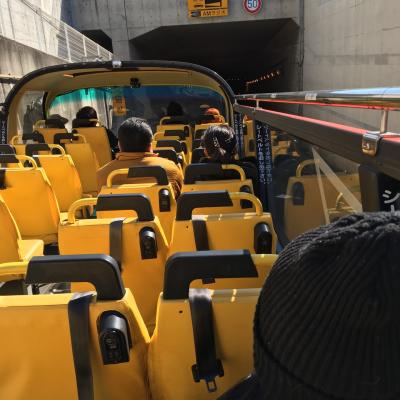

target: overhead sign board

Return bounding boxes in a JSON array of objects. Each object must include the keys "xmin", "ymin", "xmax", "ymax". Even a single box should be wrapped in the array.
[
  {"xmin": 243, "ymin": 0, "xmax": 263, "ymax": 14},
  {"xmin": 188, "ymin": 0, "xmax": 229, "ymax": 18}
]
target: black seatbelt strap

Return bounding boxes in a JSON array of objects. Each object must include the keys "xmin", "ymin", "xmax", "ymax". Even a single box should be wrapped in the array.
[
  {"xmin": 189, "ymin": 288, "xmax": 224, "ymax": 393},
  {"xmin": 0, "ymin": 169, "xmax": 5, "ymax": 189},
  {"xmin": 68, "ymin": 292, "xmax": 95, "ymax": 400},
  {"xmin": 192, "ymin": 218, "xmax": 209, "ymax": 251},
  {"xmin": 109, "ymin": 218, "xmax": 125, "ymax": 269}
]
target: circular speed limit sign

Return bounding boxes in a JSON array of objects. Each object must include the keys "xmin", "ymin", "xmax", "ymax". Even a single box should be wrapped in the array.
[{"xmin": 243, "ymin": 0, "xmax": 263, "ymax": 14}]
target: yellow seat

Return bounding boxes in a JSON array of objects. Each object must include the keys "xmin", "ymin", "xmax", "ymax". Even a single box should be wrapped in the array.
[
  {"xmin": 156, "ymin": 117, "xmax": 192, "ymax": 138},
  {"xmin": 284, "ymin": 160, "xmax": 360, "ymax": 240},
  {"xmin": 149, "ymin": 250, "xmax": 277, "ymax": 400},
  {"xmin": 12, "ymin": 143, "xmax": 83, "ymax": 213},
  {"xmin": 153, "ymin": 139, "xmax": 188, "ymax": 169},
  {"xmin": 33, "ymin": 119, "xmax": 68, "ymax": 144},
  {"xmin": 154, "ymin": 148, "xmax": 184, "ymax": 169},
  {"xmin": 169, "ymin": 191, "xmax": 276, "ymax": 265},
  {"xmin": 59, "ymin": 194, "xmax": 169, "ymax": 333},
  {"xmin": 0, "ymin": 158, "xmax": 61, "ymax": 244},
  {"xmin": 99, "ymin": 166, "xmax": 177, "ymax": 242},
  {"xmin": 182, "ymin": 164, "xmax": 255, "ymax": 214},
  {"xmin": 64, "ymin": 140, "xmax": 99, "ymax": 196},
  {"xmin": 72, "ymin": 124, "xmax": 112, "ymax": 167},
  {"xmin": 0, "ymin": 255, "xmax": 151, "ymax": 399},
  {"xmin": 0, "ymin": 195, "xmax": 43, "ymax": 263}
]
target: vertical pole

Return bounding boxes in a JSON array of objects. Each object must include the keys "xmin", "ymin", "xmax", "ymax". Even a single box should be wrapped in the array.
[
  {"xmin": 380, "ymin": 110, "xmax": 389, "ymax": 134},
  {"xmin": 64, "ymin": 24, "xmax": 72, "ymax": 62}
]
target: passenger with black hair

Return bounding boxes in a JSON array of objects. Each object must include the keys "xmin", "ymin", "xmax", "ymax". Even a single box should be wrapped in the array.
[
  {"xmin": 74, "ymin": 106, "xmax": 119, "ymax": 150},
  {"xmin": 166, "ymin": 101, "xmax": 183, "ymax": 117},
  {"xmin": 97, "ymin": 117, "xmax": 183, "ymax": 196},
  {"xmin": 200, "ymin": 125, "xmax": 259, "ymax": 196}
]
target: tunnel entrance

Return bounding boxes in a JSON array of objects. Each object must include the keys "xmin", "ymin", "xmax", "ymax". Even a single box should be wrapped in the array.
[{"xmin": 132, "ymin": 19, "xmax": 299, "ymax": 94}]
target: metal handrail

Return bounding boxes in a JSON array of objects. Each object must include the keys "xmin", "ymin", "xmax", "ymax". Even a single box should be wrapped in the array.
[
  {"xmin": 236, "ymin": 87, "xmax": 400, "ymax": 111},
  {"xmin": 236, "ymin": 87, "xmax": 400, "ymax": 134},
  {"xmin": 0, "ymin": 0, "xmax": 113, "ymax": 63}
]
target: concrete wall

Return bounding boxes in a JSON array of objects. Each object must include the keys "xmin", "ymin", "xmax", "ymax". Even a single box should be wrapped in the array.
[
  {"xmin": 0, "ymin": 36, "xmax": 62, "ymax": 102},
  {"xmin": 69, "ymin": 0, "xmax": 299, "ymax": 59},
  {"xmin": 303, "ymin": 0, "xmax": 400, "ymax": 131}
]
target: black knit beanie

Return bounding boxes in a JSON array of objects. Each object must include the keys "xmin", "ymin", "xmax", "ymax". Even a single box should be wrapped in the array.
[{"xmin": 253, "ymin": 212, "xmax": 400, "ymax": 400}]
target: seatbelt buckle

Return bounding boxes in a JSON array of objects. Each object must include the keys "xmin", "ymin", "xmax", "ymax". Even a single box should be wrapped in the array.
[{"xmin": 191, "ymin": 359, "xmax": 224, "ymax": 393}]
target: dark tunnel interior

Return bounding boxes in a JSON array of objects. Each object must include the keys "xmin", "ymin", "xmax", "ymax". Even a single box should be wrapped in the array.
[{"xmin": 131, "ymin": 19, "xmax": 300, "ymax": 94}]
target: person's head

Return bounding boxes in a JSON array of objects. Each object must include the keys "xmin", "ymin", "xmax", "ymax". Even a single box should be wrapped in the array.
[
  {"xmin": 118, "ymin": 117, "xmax": 153, "ymax": 152},
  {"xmin": 204, "ymin": 107, "xmax": 223, "ymax": 123},
  {"xmin": 201, "ymin": 125, "xmax": 237, "ymax": 163},
  {"xmin": 76, "ymin": 106, "xmax": 98, "ymax": 120},
  {"xmin": 166, "ymin": 101, "xmax": 183, "ymax": 117},
  {"xmin": 251, "ymin": 212, "xmax": 400, "ymax": 399},
  {"xmin": 76, "ymin": 106, "xmax": 98, "ymax": 127}
]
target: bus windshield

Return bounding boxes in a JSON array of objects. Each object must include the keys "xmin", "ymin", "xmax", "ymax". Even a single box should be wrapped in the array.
[{"xmin": 48, "ymin": 85, "xmax": 226, "ymax": 132}]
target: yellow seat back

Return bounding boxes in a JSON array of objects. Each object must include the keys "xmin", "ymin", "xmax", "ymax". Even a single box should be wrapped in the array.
[
  {"xmin": 169, "ymin": 191, "xmax": 276, "ymax": 266},
  {"xmin": 99, "ymin": 166, "xmax": 176, "ymax": 242},
  {"xmin": 12, "ymin": 143, "xmax": 83, "ymax": 213},
  {"xmin": 284, "ymin": 160, "xmax": 360, "ymax": 240},
  {"xmin": 183, "ymin": 163, "xmax": 255, "ymax": 214},
  {"xmin": 59, "ymin": 194, "xmax": 169, "ymax": 333},
  {"xmin": 0, "ymin": 195, "xmax": 22, "ymax": 262},
  {"xmin": 35, "ymin": 154, "xmax": 83, "ymax": 212},
  {"xmin": 73, "ymin": 126, "xmax": 111, "ymax": 167},
  {"xmin": 149, "ymin": 251, "xmax": 275, "ymax": 400},
  {"xmin": 0, "ymin": 161, "xmax": 60, "ymax": 244},
  {"xmin": 0, "ymin": 255, "xmax": 151, "ymax": 400},
  {"xmin": 65, "ymin": 142, "xmax": 99, "ymax": 196}
]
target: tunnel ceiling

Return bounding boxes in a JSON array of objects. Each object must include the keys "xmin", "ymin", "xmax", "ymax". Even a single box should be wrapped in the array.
[{"xmin": 132, "ymin": 19, "xmax": 293, "ymax": 81}]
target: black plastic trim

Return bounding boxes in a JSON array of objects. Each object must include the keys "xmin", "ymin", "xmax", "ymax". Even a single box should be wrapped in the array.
[
  {"xmin": 191, "ymin": 148, "xmax": 205, "ymax": 164},
  {"xmin": 163, "ymin": 250, "xmax": 258, "ymax": 300},
  {"xmin": 192, "ymin": 139, "xmax": 202, "ymax": 150},
  {"xmin": 155, "ymin": 139, "xmax": 182, "ymax": 153},
  {"xmin": 54, "ymin": 132, "xmax": 78, "ymax": 144},
  {"xmin": 0, "ymin": 144, "xmax": 15, "ymax": 154},
  {"xmin": 26, "ymin": 254, "xmax": 125, "ymax": 300},
  {"xmin": 0, "ymin": 154, "xmax": 19, "ymax": 164},
  {"xmin": 97, "ymin": 193, "xmax": 154, "ymax": 221},
  {"xmin": 184, "ymin": 163, "xmax": 225, "ymax": 184},
  {"xmin": 25, "ymin": 143, "xmax": 51, "ymax": 157},
  {"xmin": 22, "ymin": 132, "xmax": 45, "ymax": 143},
  {"xmin": 154, "ymin": 149, "xmax": 179, "ymax": 164},
  {"xmin": 176, "ymin": 191, "xmax": 232, "ymax": 221},
  {"xmin": 127, "ymin": 165, "xmax": 169, "ymax": 185}
]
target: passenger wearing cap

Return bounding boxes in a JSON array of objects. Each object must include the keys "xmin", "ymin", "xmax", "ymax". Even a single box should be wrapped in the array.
[
  {"xmin": 97, "ymin": 117, "xmax": 183, "ymax": 196},
  {"xmin": 200, "ymin": 125, "xmax": 259, "ymax": 196},
  {"xmin": 219, "ymin": 211, "xmax": 400, "ymax": 400},
  {"xmin": 46, "ymin": 114, "xmax": 68, "ymax": 128}
]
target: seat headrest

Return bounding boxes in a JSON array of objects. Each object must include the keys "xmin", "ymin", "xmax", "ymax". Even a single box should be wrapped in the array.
[
  {"xmin": 44, "ymin": 118, "xmax": 65, "ymax": 129},
  {"xmin": 72, "ymin": 119, "xmax": 98, "ymax": 128},
  {"xmin": 163, "ymin": 250, "xmax": 257, "ymax": 300},
  {"xmin": 26, "ymin": 254, "xmax": 125, "ymax": 300}
]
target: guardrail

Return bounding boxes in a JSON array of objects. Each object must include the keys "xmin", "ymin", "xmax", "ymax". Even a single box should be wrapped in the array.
[
  {"xmin": 0, "ymin": 0, "xmax": 113, "ymax": 62},
  {"xmin": 236, "ymin": 87, "xmax": 400, "ymax": 134}
]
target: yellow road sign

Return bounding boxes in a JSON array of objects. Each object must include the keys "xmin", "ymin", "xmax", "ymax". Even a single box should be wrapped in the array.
[{"xmin": 188, "ymin": 0, "xmax": 229, "ymax": 18}]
